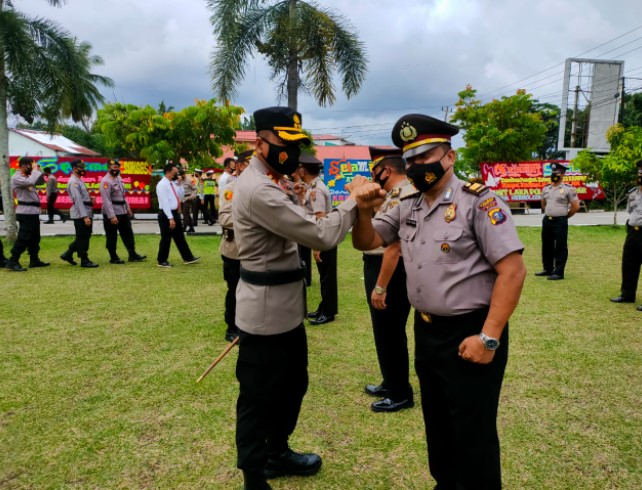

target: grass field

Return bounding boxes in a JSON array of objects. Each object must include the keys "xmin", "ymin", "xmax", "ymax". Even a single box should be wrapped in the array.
[{"xmin": 1, "ymin": 226, "xmax": 641, "ymax": 489}]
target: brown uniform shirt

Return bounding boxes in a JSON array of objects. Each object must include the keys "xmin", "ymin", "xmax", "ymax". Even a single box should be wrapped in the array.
[
  {"xmin": 12, "ymin": 170, "xmax": 44, "ymax": 215},
  {"xmin": 372, "ymin": 175, "xmax": 524, "ymax": 316},
  {"xmin": 219, "ymin": 179, "xmax": 239, "ymax": 259},
  {"xmin": 542, "ymin": 183, "xmax": 579, "ymax": 217},
  {"xmin": 100, "ymin": 174, "xmax": 130, "ymax": 218},
  {"xmin": 68, "ymin": 174, "xmax": 93, "ymax": 219},
  {"xmin": 232, "ymin": 156, "xmax": 357, "ymax": 335},
  {"xmin": 302, "ymin": 177, "xmax": 331, "ymax": 216}
]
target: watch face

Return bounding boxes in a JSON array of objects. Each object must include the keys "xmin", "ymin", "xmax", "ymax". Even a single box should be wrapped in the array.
[
  {"xmin": 375, "ymin": 286, "xmax": 385, "ymax": 295},
  {"xmin": 485, "ymin": 339, "xmax": 500, "ymax": 350}
]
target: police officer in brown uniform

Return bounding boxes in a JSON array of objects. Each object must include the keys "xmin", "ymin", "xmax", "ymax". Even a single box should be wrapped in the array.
[
  {"xmin": 611, "ymin": 159, "xmax": 642, "ymax": 311},
  {"xmin": 6, "ymin": 157, "xmax": 49, "ymax": 271},
  {"xmin": 295, "ymin": 153, "xmax": 338, "ymax": 325},
  {"xmin": 219, "ymin": 150, "xmax": 252, "ymax": 342},
  {"xmin": 61, "ymin": 159, "xmax": 98, "ymax": 268},
  {"xmin": 100, "ymin": 159, "xmax": 146, "ymax": 264},
  {"xmin": 352, "ymin": 114, "xmax": 526, "ymax": 490},
  {"xmin": 232, "ymin": 107, "xmax": 366, "ymax": 490},
  {"xmin": 535, "ymin": 162, "xmax": 580, "ymax": 280},
  {"xmin": 43, "ymin": 167, "xmax": 66, "ymax": 224},
  {"xmin": 363, "ymin": 146, "xmax": 416, "ymax": 412}
]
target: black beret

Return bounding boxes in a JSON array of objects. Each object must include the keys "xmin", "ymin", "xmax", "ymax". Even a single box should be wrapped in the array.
[
  {"xmin": 254, "ymin": 106, "xmax": 311, "ymax": 145},
  {"xmin": 236, "ymin": 150, "xmax": 254, "ymax": 163},
  {"xmin": 392, "ymin": 114, "xmax": 459, "ymax": 159},
  {"xmin": 71, "ymin": 159, "xmax": 84, "ymax": 168},
  {"xmin": 369, "ymin": 146, "xmax": 403, "ymax": 169},
  {"xmin": 550, "ymin": 162, "xmax": 567, "ymax": 173}
]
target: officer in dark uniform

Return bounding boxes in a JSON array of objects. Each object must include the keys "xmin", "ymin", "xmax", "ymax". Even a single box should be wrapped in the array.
[
  {"xmin": 351, "ymin": 114, "xmax": 526, "ymax": 490},
  {"xmin": 232, "ymin": 106, "xmax": 367, "ymax": 490},
  {"xmin": 610, "ymin": 159, "xmax": 642, "ymax": 311},
  {"xmin": 363, "ymin": 146, "xmax": 415, "ymax": 412},
  {"xmin": 535, "ymin": 162, "xmax": 580, "ymax": 280}
]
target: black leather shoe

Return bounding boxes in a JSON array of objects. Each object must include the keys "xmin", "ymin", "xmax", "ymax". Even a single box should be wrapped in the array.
[
  {"xmin": 128, "ymin": 253, "xmax": 147, "ymax": 262},
  {"xmin": 60, "ymin": 252, "xmax": 77, "ymax": 266},
  {"xmin": 637, "ymin": 305, "xmax": 642, "ymax": 312},
  {"xmin": 308, "ymin": 314, "xmax": 334, "ymax": 325},
  {"xmin": 364, "ymin": 384, "xmax": 389, "ymax": 398},
  {"xmin": 371, "ymin": 397, "xmax": 414, "ymax": 413},
  {"xmin": 44, "ymin": 220, "xmax": 54, "ymax": 224},
  {"xmin": 535, "ymin": 270, "xmax": 553, "ymax": 276},
  {"xmin": 243, "ymin": 470, "xmax": 272, "ymax": 490},
  {"xmin": 29, "ymin": 260, "xmax": 50, "ymax": 268},
  {"xmin": 5, "ymin": 260, "xmax": 27, "ymax": 272},
  {"xmin": 224, "ymin": 330, "xmax": 239, "ymax": 342},
  {"xmin": 547, "ymin": 274, "xmax": 564, "ymax": 280},
  {"xmin": 610, "ymin": 296, "xmax": 635, "ymax": 303},
  {"xmin": 306, "ymin": 310, "xmax": 320, "ymax": 319},
  {"xmin": 110, "ymin": 257, "xmax": 125, "ymax": 264},
  {"xmin": 264, "ymin": 449, "xmax": 322, "ymax": 479},
  {"xmin": 184, "ymin": 256, "xmax": 200, "ymax": 265},
  {"xmin": 80, "ymin": 260, "xmax": 99, "ymax": 268},
  {"xmin": 157, "ymin": 261, "xmax": 172, "ymax": 268}
]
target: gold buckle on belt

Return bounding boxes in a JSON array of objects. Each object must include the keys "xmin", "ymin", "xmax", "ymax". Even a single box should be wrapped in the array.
[
  {"xmin": 634, "ymin": 226, "xmax": 640, "ymax": 231},
  {"xmin": 547, "ymin": 216, "xmax": 553, "ymax": 220},
  {"xmin": 420, "ymin": 312, "xmax": 432, "ymax": 324}
]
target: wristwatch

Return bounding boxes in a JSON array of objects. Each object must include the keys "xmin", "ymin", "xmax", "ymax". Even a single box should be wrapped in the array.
[
  {"xmin": 374, "ymin": 285, "xmax": 387, "ymax": 295},
  {"xmin": 479, "ymin": 332, "xmax": 500, "ymax": 351}
]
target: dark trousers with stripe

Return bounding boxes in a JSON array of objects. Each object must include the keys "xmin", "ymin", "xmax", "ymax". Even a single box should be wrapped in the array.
[
  {"xmin": 103, "ymin": 213, "xmax": 136, "ymax": 259},
  {"xmin": 541, "ymin": 215, "xmax": 569, "ymax": 276},
  {"xmin": 67, "ymin": 219, "xmax": 93, "ymax": 260},
  {"xmin": 222, "ymin": 255, "xmax": 240, "ymax": 334},
  {"xmin": 315, "ymin": 247, "xmax": 338, "ymax": 316},
  {"xmin": 156, "ymin": 210, "xmax": 193, "ymax": 263},
  {"xmin": 10, "ymin": 214, "xmax": 41, "ymax": 261},
  {"xmin": 414, "ymin": 309, "xmax": 507, "ymax": 490},
  {"xmin": 236, "ymin": 325, "xmax": 308, "ymax": 471},
  {"xmin": 620, "ymin": 225, "xmax": 642, "ymax": 299},
  {"xmin": 363, "ymin": 254, "xmax": 412, "ymax": 401}
]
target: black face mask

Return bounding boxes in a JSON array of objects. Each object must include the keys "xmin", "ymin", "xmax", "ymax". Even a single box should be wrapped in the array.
[
  {"xmin": 264, "ymin": 141, "xmax": 301, "ymax": 175},
  {"xmin": 22, "ymin": 167, "xmax": 32, "ymax": 176},
  {"xmin": 76, "ymin": 169, "xmax": 86, "ymax": 176},
  {"xmin": 551, "ymin": 173, "xmax": 562, "ymax": 183},
  {"xmin": 406, "ymin": 160, "xmax": 446, "ymax": 193},
  {"xmin": 110, "ymin": 169, "xmax": 120, "ymax": 177},
  {"xmin": 172, "ymin": 174, "xmax": 179, "ymax": 181},
  {"xmin": 372, "ymin": 168, "xmax": 389, "ymax": 188}
]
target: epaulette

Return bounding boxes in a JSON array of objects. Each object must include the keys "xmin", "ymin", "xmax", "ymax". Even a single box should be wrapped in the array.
[
  {"xmin": 399, "ymin": 182, "xmax": 418, "ymax": 200},
  {"xmin": 400, "ymin": 189, "xmax": 421, "ymax": 201},
  {"xmin": 462, "ymin": 182, "xmax": 489, "ymax": 196}
]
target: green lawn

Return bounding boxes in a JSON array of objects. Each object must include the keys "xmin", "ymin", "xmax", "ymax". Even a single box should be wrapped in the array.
[{"xmin": 1, "ymin": 227, "xmax": 641, "ymax": 489}]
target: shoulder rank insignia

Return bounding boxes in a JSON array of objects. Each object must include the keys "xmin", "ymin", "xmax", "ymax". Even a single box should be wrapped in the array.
[
  {"xmin": 224, "ymin": 190, "xmax": 233, "ymax": 201},
  {"xmin": 444, "ymin": 203, "xmax": 456, "ymax": 222},
  {"xmin": 463, "ymin": 182, "xmax": 488, "ymax": 196},
  {"xmin": 444, "ymin": 187, "xmax": 453, "ymax": 200},
  {"xmin": 401, "ymin": 189, "xmax": 421, "ymax": 201}
]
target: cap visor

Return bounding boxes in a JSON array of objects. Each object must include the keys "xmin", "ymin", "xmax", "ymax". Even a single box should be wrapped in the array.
[{"xmin": 403, "ymin": 142, "xmax": 441, "ymax": 160}]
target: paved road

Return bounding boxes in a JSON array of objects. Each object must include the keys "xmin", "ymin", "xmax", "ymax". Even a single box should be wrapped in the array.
[{"xmin": 0, "ymin": 210, "xmax": 630, "ymax": 237}]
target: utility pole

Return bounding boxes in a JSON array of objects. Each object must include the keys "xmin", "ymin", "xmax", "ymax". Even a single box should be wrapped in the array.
[
  {"xmin": 618, "ymin": 76, "xmax": 625, "ymax": 124},
  {"xmin": 441, "ymin": 106, "xmax": 451, "ymax": 122},
  {"xmin": 570, "ymin": 85, "xmax": 580, "ymax": 148}
]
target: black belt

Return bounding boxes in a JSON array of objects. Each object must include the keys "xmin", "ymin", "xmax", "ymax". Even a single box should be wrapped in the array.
[
  {"xmin": 546, "ymin": 215, "xmax": 567, "ymax": 220},
  {"xmin": 17, "ymin": 201, "xmax": 40, "ymax": 207},
  {"xmin": 627, "ymin": 222, "xmax": 641, "ymax": 232},
  {"xmin": 240, "ymin": 266, "xmax": 306, "ymax": 286},
  {"xmin": 83, "ymin": 201, "xmax": 92, "ymax": 206},
  {"xmin": 111, "ymin": 200, "xmax": 126, "ymax": 205},
  {"xmin": 415, "ymin": 307, "xmax": 489, "ymax": 326},
  {"xmin": 362, "ymin": 253, "xmax": 384, "ymax": 262}
]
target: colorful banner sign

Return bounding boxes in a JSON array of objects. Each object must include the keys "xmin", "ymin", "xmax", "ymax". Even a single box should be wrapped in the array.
[
  {"xmin": 9, "ymin": 156, "xmax": 152, "ymax": 209},
  {"xmin": 324, "ymin": 158, "xmax": 373, "ymax": 208},
  {"xmin": 480, "ymin": 161, "xmax": 606, "ymax": 202}
]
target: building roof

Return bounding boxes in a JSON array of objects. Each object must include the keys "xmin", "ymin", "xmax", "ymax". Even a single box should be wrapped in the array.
[{"xmin": 10, "ymin": 128, "xmax": 100, "ymax": 156}]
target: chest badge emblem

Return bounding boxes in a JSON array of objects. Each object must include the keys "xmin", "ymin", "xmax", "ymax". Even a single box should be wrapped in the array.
[{"xmin": 444, "ymin": 203, "xmax": 456, "ymax": 223}]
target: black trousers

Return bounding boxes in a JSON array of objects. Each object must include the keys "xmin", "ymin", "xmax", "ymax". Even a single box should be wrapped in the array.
[
  {"xmin": 193, "ymin": 199, "xmax": 202, "ymax": 225},
  {"xmin": 414, "ymin": 309, "xmax": 507, "ymax": 490},
  {"xmin": 204, "ymin": 195, "xmax": 217, "ymax": 222},
  {"xmin": 46, "ymin": 193, "xmax": 64, "ymax": 221},
  {"xmin": 156, "ymin": 210, "xmax": 194, "ymax": 263},
  {"xmin": 298, "ymin": 245, "xmax": 312, "ymax": 286},
  {"xmin": 222, "ymin": 255, "xmax": 241, "ymax": 333},
  {"xmin": 315, "ymin": 247, "xmax": 338, "ymax": 316},
  {"xmin": 102, "ymin": 213, "xmax": 136, "ymax": 259},
  {"xmin": 182, "ymin": 199, "xmax": 196, "ymax": 229},
  {"xmin": 363, "ymin": 254, "xmax": 412, "ymax": 401},
  {"xmin": 541, "ymin": 215, "xmax": 569, "ymax": 276},
  {"xmin": 620, "ymin": 225, "xmax": 642, "ymax": 299},
  {"xmin": 10, "ymin": 214, "xmax": 41, "ymax": 261},
  {"xmin": 236, "ymin": 325, "xmax": 308, "ymax": 471},
  {"xmin": 67, "ymin": 218, "xmax": 93, "ymax": 260}
]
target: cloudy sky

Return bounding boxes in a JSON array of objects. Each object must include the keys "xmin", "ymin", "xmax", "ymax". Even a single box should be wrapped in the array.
[{"xmin": 21, "ymin": 0, "xmax": 642, "ymax": 145}]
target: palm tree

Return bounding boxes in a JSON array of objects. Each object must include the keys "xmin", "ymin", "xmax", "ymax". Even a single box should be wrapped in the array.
[
  {"xmin": 207, "ymin": 0, "xmax": 368, "ymax": 111},
  {"xmin": 0, "ymin": 0, "xmax": 113, "ymax": 241}
]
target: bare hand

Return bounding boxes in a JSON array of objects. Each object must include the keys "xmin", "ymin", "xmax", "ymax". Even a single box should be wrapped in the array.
[
  {"xmin": 371, "ymin": 290, "xmax": 387, "ymax": 310},
  {"xmin": 313, "ymin": 250, "xmax": 321, "ymax": 263},
  {"xmin": 110, "ymin": 217, "xmax": 118, "ymax": 225},
  {"xmin": 169, "ymin": 218, "xmax": 176, "ymax": 230},
  {"xmin": 91, "ymin": 196, "xmax": 96, "ymax": 205},
  {"xmin": 345, "ymin": 174, "xmax": 369, "ymax": 193},
  {"xmin": 458, "ymin": 335, "xmax": 495, "ymax": 364},
  {"xmin": 127, "ymin": 209, "xmax": 133, "ymax": 217},
  {"xmin": 83, "ymin": 217, "xmax": 91, "ymax": 227},
  {"xmin": 352, "ymin": 182, "xmax": 386, "ymax": 210}
]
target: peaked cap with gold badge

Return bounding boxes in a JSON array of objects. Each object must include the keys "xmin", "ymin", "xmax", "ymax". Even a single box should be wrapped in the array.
[
  {"xmin": 550, "ymin": 162, "xmax": 567, "ymax": 173},
  {"xmin": 254, "ymin": 106, "xmax": 311, "ymax": 145},
  {"xmin": 369, "ymin": 146, "xmax": 403, "ymax": 171},
  {"xmin": 392, "ymin": 114, "xmax": 459, "ymax": 159},
  {"xmin": 236, "ymin": 149, "xmax": 254, "ymax": 164},
  {"xmin": 298, "ymin": 152, "xmax": 322, "ymax": 169}
]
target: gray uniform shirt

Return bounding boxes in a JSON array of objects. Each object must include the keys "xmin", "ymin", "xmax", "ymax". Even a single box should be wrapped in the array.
[
  {"xmin": 219, "ymin": 179, "xmax": 239, "ymax": 260},
  {"xmin": 12, "ymin": 170, "xmax": 44, "ymax": 215},
  {"xmin": 68, "ymin": 174, "xmax": 93, "ymax": 219},
  {"xmin": 46, "ymin": 175, "xmax": 58, "ymax": 196},
  {"xmin": 100, "ymin": 174, "xmax": 130, "ymax": 218},
  {"xmin": 373, "ymin": 174, "xmax": 524, "ymax": 316},
  {"xmin": 232, "ymin": 156, "xmax": 358, "ymax": 335},
  {"xmin": 183, "ymin": 178, "xmax": 198, "ymax": 201},
  {"xmin": 542, "ymin": 183, "xmax": 579, "ymax": 217},
  {"xmin": 364, "ymin": 178, "xmax": 416, "ymax": 256},
  {"xmin": 627, "ymin": 187, "xmax": 642, "ymax": 226},
  {"xmin": 302, "ymin": 177, "xmax": 332, "ymax": 216}
]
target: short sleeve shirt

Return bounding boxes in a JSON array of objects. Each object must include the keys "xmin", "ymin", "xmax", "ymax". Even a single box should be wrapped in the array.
[{"xmin": 542, "ymin": 183, "xmax": 578, "ymax": 217}]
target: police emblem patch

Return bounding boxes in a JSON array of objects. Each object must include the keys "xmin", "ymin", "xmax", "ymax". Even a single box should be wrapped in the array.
[
  {"xmin": 440, "ymin": 243, "xmax": 451, "ymax": 253},
  {"xmin": 103, "ymin": 183, "xmax": 109, "ymax": 189},
  {"xmin": 400, "ymin": 122, "xmax": 417, "ymax": 142},
  {"xmin": 478, "ymin": 196, "xmax": 498, "ymax": 211},
  {"xmin": 444, "ymin": 203, "xmax": 456, "ymax": 223},
  {"xmin": 224, "ymin": 190, "xmax": 233, "ymax": 201},
  {"xmin": 424, "ymin": 173, "xmax": 437, "ymax": 184},
  {"xmin": 488, "ymin": 207, "xmax": 506, "ymax": 225},
  {"xmin": 278, "ymin": 151, "xmax": 288, "ymax": 164}
]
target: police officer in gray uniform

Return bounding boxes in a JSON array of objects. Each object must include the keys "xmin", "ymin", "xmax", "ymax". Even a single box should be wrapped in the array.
[
  {"xmin": 296, "ymin": 153, "xmax": 338, "ymax": 325},
  {"xmin": 611, "ymin": 159, "xmax": 642, "ymax": 311},
  {"xmin": 363, "ymin": 146, "xmax": 416, "ymax": 412},
  {"xmin": 232, "ymin": 106, "xmax": 366, "ymax": 490},
  {"xmin": 6, "ymin": 157, "xmax": 49, "ymax": 271},
  {"xmin": 352, "ymin": 114, "xmax": 526, "ymax": 490},
  {"xmin": 61, "ymin": 159, "xmax": 98, "ymax": 268},
  {"xmin": 535, "ymin": 162, "xmax": 580, "ymax": 280},
  {"xmin": 100, "ymin": 159, "xmax": 146, "ymax": 264}
]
